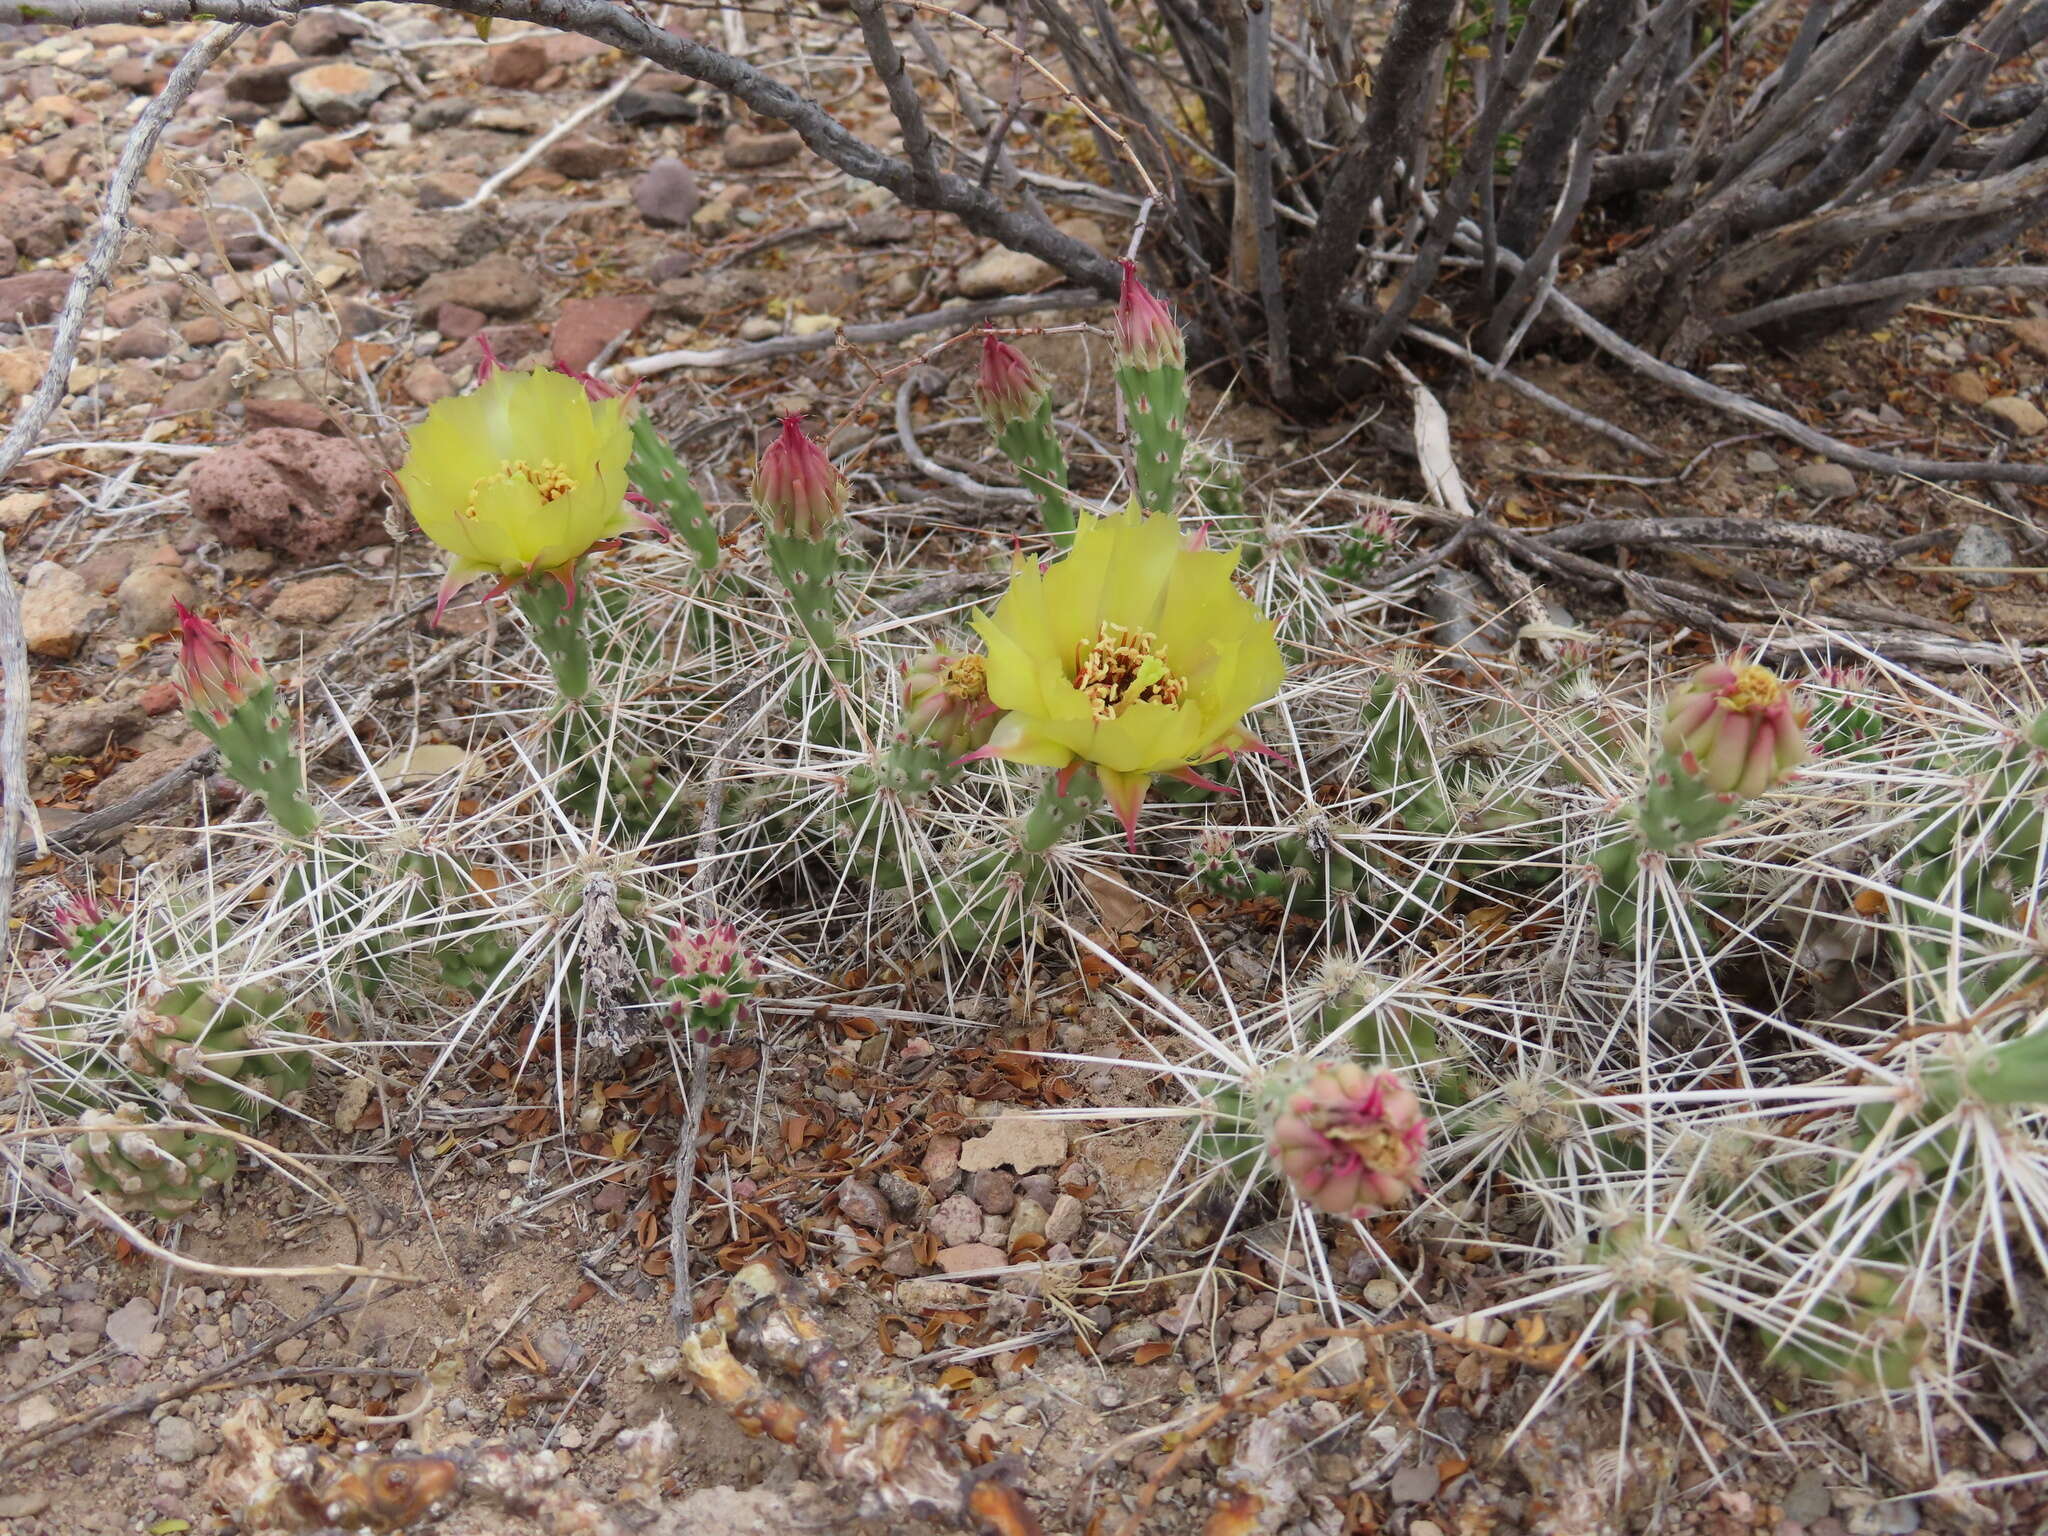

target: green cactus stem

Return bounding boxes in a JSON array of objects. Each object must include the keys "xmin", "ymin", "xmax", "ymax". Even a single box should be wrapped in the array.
[
  {"xmin": 629, "ymin": 415, "xmax": 722, "ymax": 571},
  {"xmin": 64, "ymin": 1104, "xmax": 238, "ymax": 1219}
]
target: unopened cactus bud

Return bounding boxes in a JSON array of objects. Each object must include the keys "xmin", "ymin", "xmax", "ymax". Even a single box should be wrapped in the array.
[
  {"xmin": 1114, "ymin": 259, "xmax": 1185, "ymax": 372},
  {"xmin": 49, "ymin": 888, "xmax": 121, "ymax": 964},
  {"xmin": 1662, "ymin": 658, "xmax": 1808, "ymax": 799},
  {"xmin": 901, "ymin": 647, "xmax": 998, "ymax": 760},
  {"xmin": 173, "ymin": 604, "xmax": 318, "ymax": 840},
  {"xmin": 664, "ymin": 922, "xmax": 761, "ymax": 1041},
  {"xmin": 173, "ymin": 602, "xmax": 266, "ymax": 726},
  {"xmin": 751, "ymin": 415, "xmax": 846, "ymax": 541},
  {"xmin": 1266, "ymin": 1060, "xmax": 1427, "ymax": 1217},
  {"xmin": 974, "ymin": 332, "xmax": 1052, "ymax": 434}
]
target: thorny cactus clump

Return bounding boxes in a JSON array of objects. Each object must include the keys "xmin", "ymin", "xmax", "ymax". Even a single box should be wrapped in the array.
[{"xmin": 13, "ymin": 249, "xmax": 2048, "ymax": 1507}]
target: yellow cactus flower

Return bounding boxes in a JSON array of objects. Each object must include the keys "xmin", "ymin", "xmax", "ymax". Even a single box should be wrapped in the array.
[
  {"xmin": 968, "ymin": 504, "xmax": 1285, "ymax": 843},
  {"xmin": 397, "ymin": 364, "xmax": 637, "ymax": 619}
]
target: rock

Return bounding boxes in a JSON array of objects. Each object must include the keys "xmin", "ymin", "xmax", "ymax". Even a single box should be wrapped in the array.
[
  {"xmin": 957, "ymin": 247, "xmax": 1055, "ymax": 299},
  {"xmin": 838, "ymin": 1180, "xmax": 888, "ymax": 1230},
  {"xmin": 435, "ymin": 301, "xmax": 487, "ymax": 341},
  {"xmin": 1007, "ymin": 1196, "xmax": 1048, "ymax": 1241},
  {"xmin": 1043, "ymin": 1192, "xmax": 1084, "ymax": 1245},
  {"xmin": 105, "ymin": 282, "xmax": 181, "ymax": 328},
  {"xmin": 225, "ymin": 59, "xmax": 312, "ymax": 105},
  {"xmin": 1017, "ymin": 1173, "xmax": 1056, "ymax": 1206},
  {"xmin": 0, "ymin": 270, "xmax": 70, "ymax": 326},
  {"xmin": 471, "ymin": 104, "xmax": 540, "ymax": 133},
  {"xmin": 921, "ymin": 1134, "xmax": 961, "ymax": 1196},
  {"xmin": 849, "ymin": 211, "xmax": 912, "ymax": 246},
  {"xmin": 928, "ymin": 1193, "xmax": 983, "ymax": 1248},
  {"xmin": 1097, "ymin": 1319, "xmax": 1162, "ymax": 1360},
  {"xmin": 115, "ymin": 564, "xmax": 200, "ymax": 637},
  {"xmin": 897, "ymin": 1279, "xmax": 980, "ymax": 1310},
  {"xmin": 417, "ymin": 170, "xmax": 482, "ymax": 210},
  {"xmin": 1947, "ymin": 370, "xmax": 1991, "ymax": 406},
  {"xmin": 2012, "ymin": 317, "xmax": 2048, "ymax": 363},
  {"xmin": 91, "ymin": 741, "xmax": 200, "ymax": 808},
  {"xmin": 632, "ymin": 157, "xmax": 701, "ymax": 230},
  {"xmin": 878, "ymin": 1169, "xmax": 929, "ymax": 1221},
  {"xmin": 109, "ymin": 57, "xmax": 160, "ymax": 92},
  {"xmin": 1389, "ymin": 1463, "xmax": 1441, "ymax": 1503},
  {"xmin": 417, "ymin": 254, "xmax": 540, "ymax": 318},
  {"xmin": 550, "ymin": 295, "xmax": 652, "ymax": 373},
  {"xmin": 14, "ymin": 1395, "xmax": 57, "ymax": 1433},
  {"xmin": 545, "ymin": 135, "xmax": 616, "ymax": 180},
  {"xmin": 267, "ymin": 574, "xmax": 357, "ymax": 625},
  {"xmin": 934, "ymin": 1242, "xmax": 1007, "ymax": 1274},
  {"xmin": 722, "ymin": 129, "xmax": 802, "ymax": 168},
  {"xmin": 1792, "ymin": 462, "xmax": 1858, "ymax": 500},
  {"xmin": 448, "ymin": 323, "xmax": 547, "ymax": 373},
  {"xmin": 180, "ymin": 315, "xmax": 226, "ymax": 347},
  {"xmin": 292, "ymin": 63, "xmax": 397, "ymax": 127},
  {"xmin": 1055, "ymin": 215, "xmax": 1111, "ymax": 257},
  {"xmin": 400, "ymin": 359, "xmax": 454, "ymax": 406},
  {"xmin": 111, "ymin": 317, "xmax": 174, "ymax": 360},
  {"xmin": 289, "ymin": 11, "xmax": 366, "ymax": 54},
  {"xmin": 0, "ymin": 1491, "xmax": 51, "ymax": 1518},
  {"xmin": 244, "ymin": 398, "xmax": 337, "ymax": 433},
  {"xmin": 1951, "ymin": 523, "xmax": 2015, "ymax": 588},
  {"xmin": 354, "ymin": 204, "xmax": 499, "ymax": 289},
  {"xmin": 21, "ymin": 561, "xmax": 101, "ymax": 658},
  {"xmin": 692, "ymin": 199, "xmax": 737, "ymax": 239},
  {"xmin": 482, "ymin": 37, "xmax": 550, "ymax": 88},
  {"xmin": 1846, "ymin": 1501, "xmax": 1919, "ymax": 1535},
  {"xmin": 1784, "ymin": 1470, "xmax": 1833, "ymax": 1525},
  {"xmin": 958, "ymin": 1115, "xmax": 1066, "ymax": 1174},
  {"xmin": 1984, "ymin": 394, "xmax": 2048, "ymax": 436},
  {"xmin": 105, "ymin": 1296, "xmax": 160, "ymax": 1355},
  {"xmin": 278, "ymin": 173, "xmax": 327, "ymax": 213},
  {"xmin": 613, "ymin": 84, "xmax": 701, "ymax": 126},
  {"xmin": 0, "ymin": 348, "xmax": 46, "ymax": 397},
  {"xmin": 293, "ymin": 135, "xmax": 357, "ymax": 176},
  {"xmin": 1742, "ymin": 448, "xmax": 1782, "ymax": 474},
  {"xmin": 159, "ymin": 361, "xmax": 237, "ymax": 417},
  {"xmin": 154, "ymin": 1414, "xmax": 202, "ymax": 1464},
  {"xmin": 969, "ymin": 1169, "xmax": 1016, "ymax": 1215},
  {"xmin": 0, "ymin": 169, "xmax": 83, "ymax": 259},
  {"xmin": 531, "ymin": 1322, "xmax": 584, "ymax": 1375},
  {"xmin": 45, "ymin": 698, "xmax": 143, "ymax": 756},
  {"xmin": 188, "ymin": 428, "xmax": 388, "ymax": 559},
  {"xmin": 0, "ymin": 489, "xmax": 47, "ymax": 528}
]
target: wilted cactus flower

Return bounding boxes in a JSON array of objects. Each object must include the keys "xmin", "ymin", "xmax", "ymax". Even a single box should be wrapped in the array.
[
  {"xmin": 1662, "ymin": 658, "xmax": 1808, "ymax": 799},
  {"xmin": 974, "ymin": 331, "xmax": 1051, "ymax": 432},
  {"xmin": 1268, "ymin": 1061, "xmax": 1427, "ymax": 1218},
  {"xmin": 902, "ymin": 646, "xmax": 999, "ymax": 759},
  {"xmin": 397, "ymin": 365, "xmax": 636, "ymax": 621},
  {"xmin": 664, "ymin": 922, "xmax": 760, "ymax": 1041},
  {"xmin": 1115, "ymin": 259, "xmax": 1186, "ymax": 371},
  {"xmin": 751, "ymin": 415, "xmax": 847, "ymax": 540},
  {"xmin": 966, "ymin": 504, "xmax": 1284, "ymax": 844},
  {"xmin": 172, "ymin": 602, "xmax": 266, "ymax": 725}
]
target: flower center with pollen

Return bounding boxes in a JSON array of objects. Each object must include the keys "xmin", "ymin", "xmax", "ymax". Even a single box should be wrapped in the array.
[
  {"xmin": 1325, "ymin": 1121, "xmax": 1407, "ymax": 1173},
  {"xmin": 464, "ymin": 459, "xmax": 576, "ymax": 520},
  {"xmin": 942, "ymin": 655, "xmax": 988, "ymax": 703},
  {"xmin": 1073, "ymin": 621, "xmax": 1186, "ymax": 722},
  {"xmin": 1722, "ymin": 664, "xmax": 1783, "ymax": 714}
]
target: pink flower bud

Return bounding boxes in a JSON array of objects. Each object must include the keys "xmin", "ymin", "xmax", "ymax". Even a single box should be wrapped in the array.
[
  {"xmin": 1114, "ymin": 259, "xmax": 1185, "ymax": 371},
  {"xmin": 751, "ymin": 415, "xmax": 847, "ymax": 540},
  {"xmin": 172, "ymin": 602, "xmax": 267, "ymax": 725},
  {"xmin": 1268, "ymin": 1062, "xmax": 1427, "ymax": 1218},
  {"xmin": 1661, "ymin": 658, "xmax": 1808, "ymax": 799},
  {"xmin": 973, "ymin": 331, "xmax": 1050, "ymax": 432},
  {"xmin": 901, "ymin": 647, "xmax": 998, "ymax": 758},
  {"xmin": 49, "ymin": 887, "xmax": 111, "ymax": 952}
]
